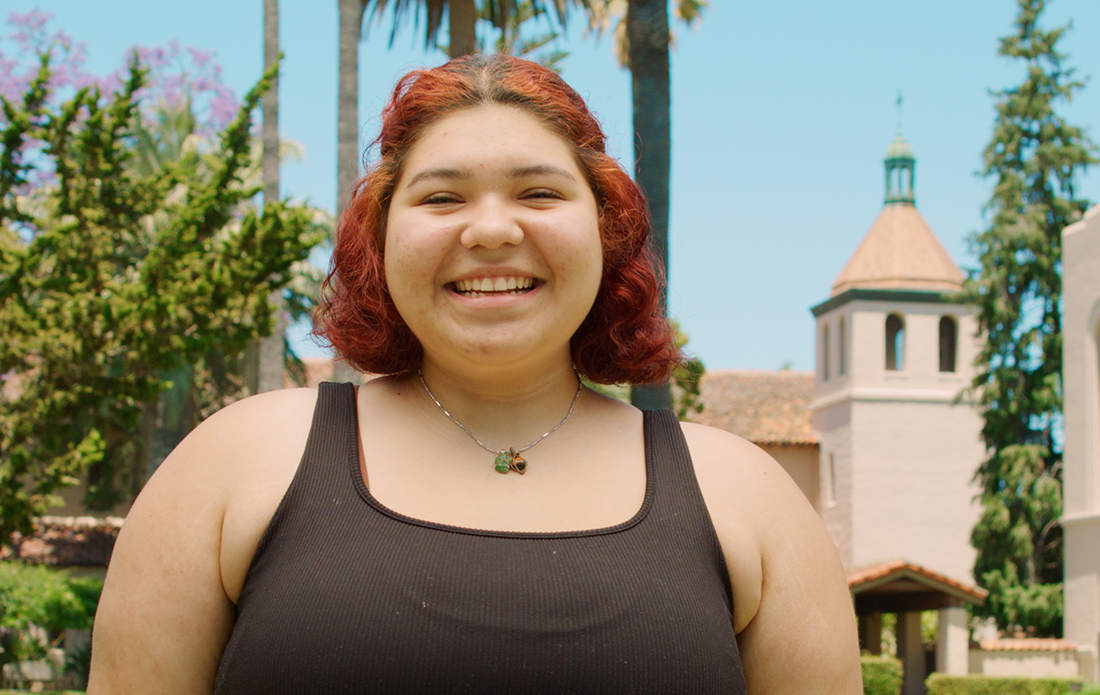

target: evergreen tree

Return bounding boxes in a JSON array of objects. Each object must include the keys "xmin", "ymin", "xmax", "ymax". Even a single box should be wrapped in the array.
[
  {"xmin": 0, "ymin": 55, "xmax": 324, "ymax": 541},
  {"xmin": 966, "ymin": 0, "xmax": 1097, "ymax": 636}
]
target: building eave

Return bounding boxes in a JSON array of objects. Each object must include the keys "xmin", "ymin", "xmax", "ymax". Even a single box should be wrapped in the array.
[{"xmin": 811, "ymin": 288, "xmax": 961, "ymax": 317}]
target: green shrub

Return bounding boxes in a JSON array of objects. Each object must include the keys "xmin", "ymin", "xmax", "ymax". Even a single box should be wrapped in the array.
[
  {"xmin": 861, "ymin": 654, "xmax": 903, "ymax": 695},
  {"xmin": 925, "ymin": 674, "xmax": 1082, "ymax": 695},
  {"xmin": 0, "ymin": 563, "xmax": 102, "ymax": 666}
]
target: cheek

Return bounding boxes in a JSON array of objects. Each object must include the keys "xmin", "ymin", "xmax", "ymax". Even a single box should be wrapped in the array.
[
  {"xmin": 382, "ymin": 218, "xmax": 423, "ymax": 304},
  {"xmin": 569, "ymin": 220, "xmax": 605, "ymax": 300}
]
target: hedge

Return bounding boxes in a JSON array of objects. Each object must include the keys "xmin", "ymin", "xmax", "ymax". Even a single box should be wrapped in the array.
[
  {"xmin": 861, "ymin": 654, "xmax": 903, "ymax": 695},
  {"xmin": 0, "ymin": 563, "xmax": 101, "ymax": 666},
  {"xmin": 925, "ymin": 674, "xmax": 1082, "ymax": 695}
]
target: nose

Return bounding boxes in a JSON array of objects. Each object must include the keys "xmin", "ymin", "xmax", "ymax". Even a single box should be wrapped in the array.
[{"xmin": 460, "ymin": 196, "xmax": 523, "ymax": 250}]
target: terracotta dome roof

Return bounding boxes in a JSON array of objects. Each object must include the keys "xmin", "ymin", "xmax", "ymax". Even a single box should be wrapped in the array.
[{"xmin": 831, "ymin": 202, "xmax": 965, "ymax": 296}]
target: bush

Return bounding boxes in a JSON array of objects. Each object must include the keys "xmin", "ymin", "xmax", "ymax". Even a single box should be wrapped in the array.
[
  {"xmin": 0, "ymin": 563, "xmax": 102, "ymax": 666},
  {"xmin": 862, "ymin": 654, "xmax": 903, "ymax": 695},
  {"xmin": 925, "ymin": 674, "xmax": 1082, "ymax": 695}
]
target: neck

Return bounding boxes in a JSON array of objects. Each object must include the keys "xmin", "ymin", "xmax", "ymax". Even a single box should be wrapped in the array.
[{"xmin": 415, "ymin": 356, "xmax": 584, "ymax": 453}]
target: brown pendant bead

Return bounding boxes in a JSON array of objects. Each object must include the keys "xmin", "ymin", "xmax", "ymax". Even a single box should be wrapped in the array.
[{"xmin": 509, "ymin": 450, "xmax": 527, "ymax": 475}]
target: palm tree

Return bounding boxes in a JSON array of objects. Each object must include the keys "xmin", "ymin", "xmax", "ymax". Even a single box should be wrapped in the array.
[
  {"xmin": 333, "ymin": 0, "xmax": 366, "ymax": 383},
  {"xmin": 257, "ymin": 0, "xmax": 285, "ymax": 393},
  {"xmin": 586, "ymin": 0, "xmax": 705, "ymax": 65},
  {"xmin": 625, "ymin": 0, "xmax": 671, "ymax": 410},
  {"xmin": 589, "ymin": 0, "xmax": 701, "ymax": 410}
]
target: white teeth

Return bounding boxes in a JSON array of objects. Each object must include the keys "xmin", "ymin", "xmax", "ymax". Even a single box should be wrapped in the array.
[{"xmin": 454, "ymin": 276, "xmax": 534, "ymax": 295}]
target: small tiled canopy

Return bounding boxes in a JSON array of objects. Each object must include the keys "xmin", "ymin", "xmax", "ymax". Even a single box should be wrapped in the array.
[{"xmin": 847, "ymin": 559, "xmax": 987, "ymax": 614}]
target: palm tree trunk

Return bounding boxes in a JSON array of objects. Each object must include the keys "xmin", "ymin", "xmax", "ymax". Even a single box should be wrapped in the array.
[
  {"xmin": 258, "ymin": 0, "xmax": 286, "ymax": 393},
  {"xmin": 627, "ymin": 0, "xmax": 672, "ymax": 411},
  {"xmin": 334, "ymin": 0, "xmax": 367, "ymax": 384},
  {"xmin": 448, "ymin": 0, "xmax": 478, "ymax": 57}
]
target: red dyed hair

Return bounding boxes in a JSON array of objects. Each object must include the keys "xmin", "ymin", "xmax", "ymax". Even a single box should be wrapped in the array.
[{"xmin": 313, "ymin": 54, "xmax": 677, "ymax": 385}]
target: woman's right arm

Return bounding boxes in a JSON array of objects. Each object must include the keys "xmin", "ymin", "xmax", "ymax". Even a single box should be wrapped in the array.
[{"xmin": 87, "ymin": 388, "xmax": 317, "ymax": 695}]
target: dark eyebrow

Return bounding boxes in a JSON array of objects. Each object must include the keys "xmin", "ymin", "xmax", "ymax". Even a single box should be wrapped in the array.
[
  {"xmin": 404, "ymin": 167, "xmax": 474, "ymax": 187},
  {"xmin": 509, "ymin": 165, "xmax": 578, "ymax": 182}
]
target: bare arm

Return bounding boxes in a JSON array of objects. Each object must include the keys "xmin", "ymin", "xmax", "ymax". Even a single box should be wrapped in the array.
[
  {"xmin": 684, "ymin": 423, "xmax": 862, "ymax": 694},
  {"xmin": 87, "ymin": 388, "xmax": 316, "ymax": 694}
]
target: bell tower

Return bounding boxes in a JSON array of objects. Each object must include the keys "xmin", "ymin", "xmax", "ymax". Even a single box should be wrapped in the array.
[{"xmin": 809, "ymin": 124, "xmax": 984, "ymax": 584}]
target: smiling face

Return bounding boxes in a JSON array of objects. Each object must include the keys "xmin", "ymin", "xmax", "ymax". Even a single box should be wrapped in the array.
[{"xmin": 383, "ymin": 104, "xmax": 603, "ymax": 376}]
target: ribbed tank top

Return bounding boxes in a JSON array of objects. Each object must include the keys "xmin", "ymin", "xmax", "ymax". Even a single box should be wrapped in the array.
[{"xmin": 214, "ymin": 382, "xmax": 747, "ymax": 694}]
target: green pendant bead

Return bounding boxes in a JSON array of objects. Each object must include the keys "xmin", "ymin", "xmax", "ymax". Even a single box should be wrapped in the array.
[{"xmin": 495, "ymin": 451, "xmax": 511, "ymax": 473}]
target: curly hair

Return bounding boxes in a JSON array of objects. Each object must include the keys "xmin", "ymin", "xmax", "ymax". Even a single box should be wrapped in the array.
[{"xmin": 313, "ymin": 54, "xmax": 677, "ymax": 385}]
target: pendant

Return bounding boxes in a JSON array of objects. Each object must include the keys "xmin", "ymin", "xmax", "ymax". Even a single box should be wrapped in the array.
[{"xmin": 494, "ymin": 448, "xmax": 527, "ymax": 475}]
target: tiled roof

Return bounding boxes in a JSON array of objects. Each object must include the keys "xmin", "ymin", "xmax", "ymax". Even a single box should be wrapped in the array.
[
  {"xmin": 847, "ymin": 559, "xmax": 987, "ymax": 604},
  {"xmin": 688, "ymin": 370, "xmax": 816, "ymax": 446},
  {"xmin": 976, "ymin": 638, "xmax": 1077, "ymax": 652},
  {"xmin": 832, "ymin": 203, "xmax": 964, "ymax": 296},
  {"xmin": 2, "ymin": 516, "xmax": 123, "ymax": 567}
]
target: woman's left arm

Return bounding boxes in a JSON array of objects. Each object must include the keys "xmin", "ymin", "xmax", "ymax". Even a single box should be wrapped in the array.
[{"xmin": 683, "ymin": 422, "xmax": 862, "ymax": 695}]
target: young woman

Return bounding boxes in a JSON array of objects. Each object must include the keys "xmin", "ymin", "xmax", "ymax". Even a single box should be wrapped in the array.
[{"xmin": 89, "ymin": 55, "xmax": 861, "ymax": 694}]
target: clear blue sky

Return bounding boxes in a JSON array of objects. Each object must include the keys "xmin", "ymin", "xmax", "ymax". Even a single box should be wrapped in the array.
[{"xmin": 7, "ymin": 1, "xmax": 1100, "ymax": 371}]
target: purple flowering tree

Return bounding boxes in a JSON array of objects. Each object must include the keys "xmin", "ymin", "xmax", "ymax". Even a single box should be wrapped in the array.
[{"xmin": 1, "ymin": 10, "xmax": 239, "ymax": 131}]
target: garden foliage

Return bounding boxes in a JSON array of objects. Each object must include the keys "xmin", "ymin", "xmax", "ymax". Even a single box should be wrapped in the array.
[
  {"xmin": 926, "ymin": 674, "xmax": 1082, "ymax": 695},
  {"xmin": 0, "ymin": 48, "xmax": 324, "ymax": 541},
  {"xmin": 0, "ymin": 563, "xmax": 101, "ymax": 665},
  {"xmin": 860, "ymin": 654, "xmax": 902, "ymax": 695}
]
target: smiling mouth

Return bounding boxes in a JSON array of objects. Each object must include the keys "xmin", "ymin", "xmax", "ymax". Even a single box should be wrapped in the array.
[{"xmin": 451, "ymin": 276, "xmax": 537, "ymax": 298}]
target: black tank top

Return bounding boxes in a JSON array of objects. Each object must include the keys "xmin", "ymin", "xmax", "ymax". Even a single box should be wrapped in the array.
[{"xmin": 214, "ymin": 383, "xmax": 747, "ymax": 694}]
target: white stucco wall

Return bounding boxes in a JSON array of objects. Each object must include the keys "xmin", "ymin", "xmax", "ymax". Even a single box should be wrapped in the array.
[
  {"xmin": 968, "ymin": 650, "xmax": 1081, "ymax": 678},
  {"xmin": 816, "ymin": 300, "xmax": 979, "ymax": 400},
  {"xmin": 849, "ymin": 399, "xmax": 983, "ymax": 581},
  {"xmin": 1063, "ymin": 204, "xmax": 1100, "ymax": 682},
  {"xmin": 813, "ymin": 402, "xmax": 853, "ymax": 565},
  {"xmin": 813, "ymin": 296, "xmax": 984, "ymax": 582}
]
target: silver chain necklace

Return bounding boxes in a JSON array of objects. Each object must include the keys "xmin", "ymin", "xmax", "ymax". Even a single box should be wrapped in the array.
[{"xmin": 417, "ymin": 367, "xmax": 583, "ymax": 474}]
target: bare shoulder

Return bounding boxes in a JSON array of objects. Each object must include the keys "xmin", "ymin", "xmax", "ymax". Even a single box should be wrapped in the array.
[
  {"xmin": 171, "ymin": 386, "xmax": 319, "ymax": 479},
  {"xmin": 680, "ymin": 422, "xmax": 814, "ymax": 544},
  {"xmin": 679, "ymin": 422, "xmax": 862, "ymax": 694},
  {"xmin": 88, "ymin": 388, "xmax": 319, "ymax": 695},
  {"xmin": 680, "ymin": 421, "xmax": 783, "ymax": 481}
]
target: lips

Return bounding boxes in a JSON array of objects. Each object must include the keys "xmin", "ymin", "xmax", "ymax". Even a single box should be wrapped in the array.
[{"xmin": 451, "ymin": 276, "xmax": 537, "ymax": 297}]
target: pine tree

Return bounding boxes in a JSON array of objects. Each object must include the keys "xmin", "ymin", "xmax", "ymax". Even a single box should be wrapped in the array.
[{"xmin": 966, "ymin": 0, "xmax": 1097, "ymax": 636}]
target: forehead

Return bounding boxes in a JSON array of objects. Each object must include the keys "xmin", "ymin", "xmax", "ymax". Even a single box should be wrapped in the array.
[{"xmin": 401, "ymin": 104, "xmax": 582, "ymax": 176}]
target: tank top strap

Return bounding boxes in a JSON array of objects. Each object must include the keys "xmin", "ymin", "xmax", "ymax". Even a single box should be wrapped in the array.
[
  {"xmin": 246, "ymin": 381, "xmax": 359, "ymax": 571},
  {"xmin": 643, "ymin": 408, "xmax": 703, "ymax": 500},
  {"xmin": 294, "ymin": 381, "xmax": 359, "ymax": 491},
  {"xmin": 642, "ymin": 408, "xmax": 734, "ymax": 607}
]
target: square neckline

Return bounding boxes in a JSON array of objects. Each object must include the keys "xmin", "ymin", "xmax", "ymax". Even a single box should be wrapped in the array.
[{"xmin": 345, "ymin": 384, "xmax": 659, "ymax": 539}]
